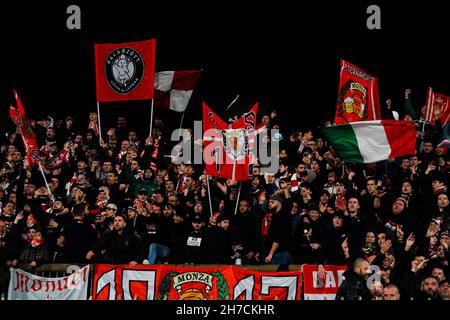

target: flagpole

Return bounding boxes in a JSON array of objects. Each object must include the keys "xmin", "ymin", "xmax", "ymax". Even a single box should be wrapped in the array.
[
  {"xmin": 225, "ymin": 94, "xmax": 240, "ymax": 111},
  {"xmin": 38, "ymin": 162, "xmax": 53, "ymax": 197},
  {"xmin": 149, "ymin": 99, "xmax": 154, "ymax": 137},
  {"xmin": 234, "ymin": 181, "xmax": 242, "ymax": 216},
  {"xmin": 206, "ymin": 175, "xmax": 213, "ymax": 217},
  {"xmin": 178, "ymin": 111, "xmax": 186, "ymax": 140},
  {"xmin": 97, "ymin": 102, "xmax": 103, "ymax": 143}
]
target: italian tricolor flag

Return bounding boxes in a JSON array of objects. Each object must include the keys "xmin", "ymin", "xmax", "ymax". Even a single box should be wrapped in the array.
[{"xmin": 321, "ymin": 120, "xmax": 416, "ymax": 163}]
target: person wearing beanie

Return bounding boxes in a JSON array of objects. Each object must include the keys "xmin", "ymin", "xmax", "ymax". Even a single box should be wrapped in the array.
[
  {"xmin": 290, "ymin": 201, "xmax": 324, "ymax": 264},
  {"xmin": 260, "ymin": 193, "xmax": 292, "ymax": 265},
  {"xmin": 184, "ymin": 214, "xmax": 208, "ymax": 264},
  {"xmin": 383, "ymin": 197, "xmax": 420, "ymax": 241}
]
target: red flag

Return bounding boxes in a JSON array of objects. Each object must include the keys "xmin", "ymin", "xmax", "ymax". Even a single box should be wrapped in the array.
[
  {"xmin": 10, "ymin": 91, "xmax": 40, "ymax": 166},
  {"xmin": 203, "ymin": 102, "xmax": 258, "ymax": 181},
  {"xmin": 154, "ymin": 70, "xmax": 201, "ymax": 112},
  {"xmin": 44, "ymin": 148, "xmax": 70, "ymax": 169},
  {"xmin": 334, "ymin": 60, "xmax": 381, "ymax": 124},
  {"xmin": 424, "ymin": 87, "xmax": 450, "ymax": 126},
  {"xmin": 95, "ymin": 39, "xmax": 156, "ymax": 102}
]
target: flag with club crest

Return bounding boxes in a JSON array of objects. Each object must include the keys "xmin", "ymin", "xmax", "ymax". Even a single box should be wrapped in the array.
[
  {"xmin": 95, "ymin": 39, "xmax": 156, "ymax": 102},
  {"xmin": 203, "ymin": 102, "xmax": 258, "ymax": 181},
  {"xmin": 335, "ymin": 60, "xmax": 381, "ymax": 125}
]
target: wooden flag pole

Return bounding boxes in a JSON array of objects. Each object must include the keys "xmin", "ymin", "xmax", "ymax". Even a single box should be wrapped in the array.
[
  {"xmin": 206, "ymin": 175, "xmax": 213, "ymax": 216},
  {"xmin": 234, "ymin": 181, "xmax": 242, "ymax": 216},
  {"xmin": 149, "ymin": 99, "xmax": 154, "ymax": 137},
  {"xmin": 97, "ymin": 102, "xmax": 103, "ymax": 143},
  {"xmin": 178, "ymin": 111, "xmax": 186, "ymax": 140},
  {"xmin": 225, "ymin": 94, "xmax": 240, "ymax": 111},
  {"xmin": 38, "ymin": 162, "xmax": 53, "ymax": 197}
]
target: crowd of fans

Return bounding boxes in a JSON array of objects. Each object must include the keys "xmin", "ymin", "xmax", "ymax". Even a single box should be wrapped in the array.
[{"xmin": 0, "ymin": 89, "xmax": 450, "ymax": 300}]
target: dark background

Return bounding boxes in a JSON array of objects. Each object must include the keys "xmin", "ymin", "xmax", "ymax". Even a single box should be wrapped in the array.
[{"xmin": 1, "ymin": 1, "xmax": 449, "ymax": 138}]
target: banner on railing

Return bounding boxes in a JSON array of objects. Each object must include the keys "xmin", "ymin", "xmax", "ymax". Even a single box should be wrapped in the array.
[
  {"xmin": 7, "ymin": 265, "xmax": 90, "ymax": 300},
  {"xmin": 92, "ymin": 265, "xmax": 302, "ymax": 300},
  {"xmin": 302, "ymin": 264, "xmax": 347, "ymax": 300}
]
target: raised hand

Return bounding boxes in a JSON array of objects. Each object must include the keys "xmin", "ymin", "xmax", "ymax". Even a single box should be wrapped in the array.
[
  {"xmin": 380, "ymin": 239, "xmax": 392, "ymax": 254},
  {"xmin": 405, "ymin": 233, "xmax": 415, "ymax": 251}
]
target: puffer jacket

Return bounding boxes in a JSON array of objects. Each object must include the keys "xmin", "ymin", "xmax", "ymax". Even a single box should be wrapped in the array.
[{"xmin": 335, "ymin": 270, "xmax": 371, "ymax": 300}]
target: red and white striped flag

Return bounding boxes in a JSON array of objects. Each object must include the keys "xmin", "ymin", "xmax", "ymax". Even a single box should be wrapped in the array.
[
  {"xmin": 154, "ymin": 70, "xmax": 201, "ymax": 112},
  {"xmin": 424, "ymin": 87, "xmax": 450, "ymax": 126}
]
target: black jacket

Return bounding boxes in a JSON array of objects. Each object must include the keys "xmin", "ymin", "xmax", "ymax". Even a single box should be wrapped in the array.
[
  {"xmin": 168, "ymin": 221, "xmax": 189, "ymax": 263},
  {"xmin": 184, "ymin": 228, "xmax": 208, "ymax": 264},
  {"xmin": 60, "ymin": 219, "xmax": 97, "ymax": 263},
  {"xmin": 91, "ymin": 229, "xmax": 144, "ymax": 264},
  {"xmin": 335, "ymin": 270, "xmax": 371, "ymax": 300},
  {"xmin": 207, "ymin": 226, "xmax": 234, "ymax": 264}
]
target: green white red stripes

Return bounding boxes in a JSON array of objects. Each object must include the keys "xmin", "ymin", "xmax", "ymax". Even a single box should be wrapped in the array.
[{"xmin": 321, "ymin": 120, "xmax": 416, "ymax": 163}]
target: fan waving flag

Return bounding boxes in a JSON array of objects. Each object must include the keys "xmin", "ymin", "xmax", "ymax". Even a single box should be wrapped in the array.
[
  {"xmin": 424, "ymin": 87, "xmax": 450, "ymax": 126},
  {"xmin": 95, "ymin": 39, "xmax": 156, "ymax": 102},
  {"xmin": 10, "ymin": 91, "xmax": 40, "ymax": 166},
  {"xmin": 203, "ymin": 102, "xmax": 258, "ymax": 181},
  {"xmin": 335, "ymin": 60, "xmax": 381, "ymax": 125},
  {"xmin": 154, "ymin": 70, "xmax": 201, "ymax": 112},
  {"xmin": 321, "ymin": 120, "xmax": 416, "ymax": 163}
]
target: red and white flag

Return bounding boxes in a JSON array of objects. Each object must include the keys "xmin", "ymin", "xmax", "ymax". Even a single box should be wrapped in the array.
[
  {"xmin": 203, "ymin": 102, "xmax": 258, "ymax": 181},
  {"xmin": 95, "ymin": 39, "xmax": 156, "ymax": 102},
  {"xmin": 424, "ymin": 87, "xmax": 450, "ymax": 126},
  {"xmin": 10, "ymin": 90, "xmax": 40, "ymax": 167},
  {"xmin": 335, "ymin": 60, "xmax": 381, "ymax": 125},
  {"xmin": 154, "ymin": 70, "xmax": 201, "ymax": 112}
]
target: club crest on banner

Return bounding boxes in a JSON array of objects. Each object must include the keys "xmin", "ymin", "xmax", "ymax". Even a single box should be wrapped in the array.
[
  {"xmin": 222, "ymin": 129, "xmax": 248, "ymax": 160},
  {"xmin": 337, "ymin": 80, "xmax": 368, "ymax": 120},
  {"xmin": 156, "ymin": 271, "xmax": 231, "ymax": 300},
  {"xmin": 105, "ymin": 48, "xmax": 144, "ymax": 94}
]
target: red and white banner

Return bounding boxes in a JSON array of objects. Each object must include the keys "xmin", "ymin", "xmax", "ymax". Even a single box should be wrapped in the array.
[
  {"xmin": 424, "ymin": 87, "xmax": 450, "ymax": 126},
  {"xmin": 302, "ymin": 264, "xmax": 347, "ymax": 300},
  {"xmin": 335, "ymin": 60, "xmax": 381, "ymax": 125},
  {"xmin": 8, "ymin": 266, "xmax": 90, "ymax": 300},
  {"xmin": 203, "ymin": 102, "xmax": 258, "ymax": 181},
  {"xmin": 9, "ymin": 91, "xmax": 40, "ymax": 167},
  {"xmin": 95, "ymin": 39, "xmax": 156, "ymax": 102},
  {"xmin": 92, "ymin": 265, "xmax": 301, "ymax": 300},
  {"xmin": 154, "ymin": 70, "xmax": 201, "ymax": 112}
]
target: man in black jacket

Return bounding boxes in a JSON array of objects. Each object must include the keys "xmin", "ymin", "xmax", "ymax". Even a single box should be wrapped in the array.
[
  {"xmin": 86, "ymin": 214, "xmax": 144, "ymax": 265},
  {"xmin": 207, "ymin": 214, "xmax": 234, "ymax": 264},
  {"xmin": 57, "ymin": 204, "xmax": 97, "ymax": 263},
  {"xmin": 415, "ymin": 275, "xmax": 442, "ymax": 300},
  {"xmin": 335, "ymin": 258, "xmax": 372, "ymax": 300},
  {"xmin": 233, "ymin": 199, "xmax": 260, "ymax": 264},
  {"xmin": 184, "ymin": 214, "xmax": 209, "ymax": 264},
  {"xmin": 264, "ymin": 194, "xmax": 292, "ymax": 265}
]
